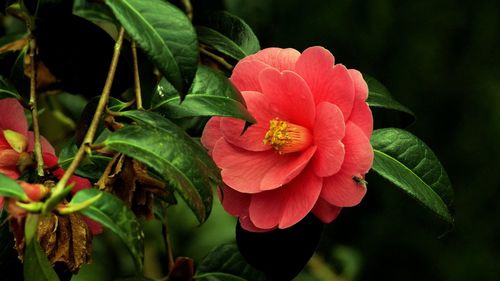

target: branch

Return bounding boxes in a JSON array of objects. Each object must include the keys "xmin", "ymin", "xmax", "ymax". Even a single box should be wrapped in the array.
[
  {"xmin": 199, "ymin": 46, "xmax": 234, "ymax": 70},
  {"xmin": 181, "ymin": 0, "xmax": 193, "ymax": 21},
  {"xmin": 131, "ymin": 41, "xmax": 143, "ymax": 110},
  {"xmin": 28, "ymin": 38, "xmax": 44, "ymax": 177},
  {"xmin": 53, "ymin": 27, "xmax": 126, "ymax": 192}
]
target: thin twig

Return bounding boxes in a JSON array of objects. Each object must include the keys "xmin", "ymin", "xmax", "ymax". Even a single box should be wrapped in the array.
[
  {"xmin": 55, "ymin": 27, "xmax": 126, "ymax": 191},
  {"xmin": 131, "ymin": 41, "xmax": 143, "ymax": 110},
  {"xmin": 28, "ymin": 38, "xmax": 44, "ymax": 177},
  {"xmin": 162, "ymin": 210, "xmax": 175, "ymax": 273},
  {"xmin": 199, "ymin": 46, "xmax": 234, "ymax": 70},
  {"xmin": 181, "ymin": 0, "xmax": 193, "ymax": 21}
]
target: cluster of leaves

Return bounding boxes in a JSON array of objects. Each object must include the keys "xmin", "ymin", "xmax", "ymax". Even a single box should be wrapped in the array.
[{"xmin": 0, "ymin": 0, "xmax": 453, "ymax": 281}]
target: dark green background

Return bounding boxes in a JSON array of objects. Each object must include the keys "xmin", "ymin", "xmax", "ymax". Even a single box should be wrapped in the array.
[{"xmin": 220, "ymin": 0, "xmax": 499, "ymax": 280}]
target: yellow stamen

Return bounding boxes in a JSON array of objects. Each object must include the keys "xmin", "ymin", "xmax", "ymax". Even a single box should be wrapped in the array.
[{"xmin": 263, "ymin": 118, "xmax": 312, "ymax": 154}]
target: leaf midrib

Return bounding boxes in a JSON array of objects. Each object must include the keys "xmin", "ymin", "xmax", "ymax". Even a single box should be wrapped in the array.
[
  {"xmin": 109, "ymin": 0, "xmax": 181, "ymax": 78},
  {"xmin": 373, "ymin": 149, "xmax": 451, "ymax": 221},
  {"xmin": 197, "ymin": 26, "xmax": 246, "ymax": 59}
]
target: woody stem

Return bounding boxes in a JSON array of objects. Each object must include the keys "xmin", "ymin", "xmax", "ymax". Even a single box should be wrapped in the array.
[
  {"xmin": 28, "ymin": 38, "xmax": 44, "ymax": 177},
  {"xmin": 131, "ymin": 41, "xmax": 143, "ymax": 110},
  {"xmin": 55, "ymin": 27, "xmax": 126, "ymax": 191}
]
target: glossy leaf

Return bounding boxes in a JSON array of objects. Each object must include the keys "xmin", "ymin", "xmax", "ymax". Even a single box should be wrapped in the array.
[
  {"xmin": 365, "ymin": 74, "xmax": 415, "ymax": 119},
  {"xmin": 196, "ymin": 11, "xmax": 260, "ymax": 60},
  {"xmin": 371, "ymin": 128, "xmax": 453, "ymax": 223},
  {"xmin": 73, "ymin": 0, "xmax": 116, "ymax": 24},
  {"xmin": 195, "ymin": 243, "xmax": 265, "ymax": 281},
  {"xmin": 69, "ymin": 188, "xmax": 144, "ymax": 272},
  {"xmin": 0, "ymin": 75, "xmax": 21, "ymax": 99},
  {"xmin": 0, "ymin": 173, "xmax": 28, "ymax": 201},
  {"xmin": 58, "ymin": 139, "xmax": 111, "ymax": 180},
  {"xmin": 103, "ymin": 110, "xmax": 219, "ymax": 223},
  {"xmin": 105, "ymin": 0, "xmax": 198, "ymax": 94},
  {"xmin": 24, "ymin": 240, "xmax": 60, "ymax": 281},
  {"xmin": 152, "ymin": 65, "xmax": 256, "ymax": 123}
]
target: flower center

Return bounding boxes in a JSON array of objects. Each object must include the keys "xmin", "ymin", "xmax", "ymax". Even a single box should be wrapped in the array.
[{"xmin": 263, "ymin": 118, "xmax": 312, "ymax": 154}]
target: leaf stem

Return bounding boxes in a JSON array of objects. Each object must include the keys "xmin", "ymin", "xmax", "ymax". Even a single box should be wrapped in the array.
[
  {"xmin": 131, "ymin": 41, "xmax": 143, "ymax": 110},
  {"xmin": 181, "ymin": 0, "xmax": 193, "ymax": 20},
  {"xmin": 54, "ymin": 27, "xmax": 126, "ymax": 192},
  {"xmin": 28, "ymin": 38, "xmax": 44, "ymax": 177},
  {"xmin": 162, "ymin": 210, "xmax": 175, "ymax": 273},
  {"xmin": 199, "ymin": 46, "xmax": 234, "ymax": 70}
]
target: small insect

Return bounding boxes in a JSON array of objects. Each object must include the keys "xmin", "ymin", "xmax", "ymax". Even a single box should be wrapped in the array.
[{"xmin": 352, "ymin": 176, "xmax": 368, "ymax": 187}]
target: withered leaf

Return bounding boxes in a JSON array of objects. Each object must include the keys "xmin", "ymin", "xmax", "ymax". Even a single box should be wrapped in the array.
[
  {"xmin": 15, "ymin": 213, "xmax": 93, "ymax": 274},
  {"xmin": 98, "ymin": 154, "xmax": 169, "ymax": 219},
  {"xmin": 0, "ymin": 36, "xmax": 29, "ymax": 53},
  {"xmin": 24, "ymin": 54, "xmax": 61, "ymax": 91}
]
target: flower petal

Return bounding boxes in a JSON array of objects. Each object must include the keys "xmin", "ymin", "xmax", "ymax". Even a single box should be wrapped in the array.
[
  {"xmin": 0, "ymin": 149, "xmax": 20, "ymax": 179},
  {"xmin": 346, "ymin": 70, "xmax": 372, "ymax": 138},
  {"xmin": 68, "ymin": 175, "xmax": 92, "ymax": 194},
  {"xmin": 249, "ymin": 167, "xmax": 322, "ymax": 229},
  {"xmin": 312, "ymin": 102, "xmax": 346, "ymax": 177},
  {"xmin": 213, "ymin": 139, "xmax": 278, "ymax": 193},
  {"xmin": 260, "ymin": 146, "xmax": 316, "ymax": 191},
  {"xmin": 239, "ymin": 215, "xmax": 274, "ymax": 232},
  {"xmin": 321, "ymin": 169, "xmax": 366, "ymax": 207},
  {"xmin": 320, "ymin": 122, "xmax": 373, "ymax": 207},
  {"xmin": 348, "ymin": 99, "xmax": 373, "ymax": 139},
  {"xmin": 0, "ymin": 98, "xmax": 28, "ymax": 137},
  {"xmin": 348, "ymin": 69, "xmax": 368, "ymax": 101},
  {"xmin": 27, "ymin": 133, "xmax": 56, "ymax": 155},
  {"xmin": 220, "ymin": 185, "xmax": 251, "ymax": 217},
  {"xmin": 230, "ymin": 59, "xmax": 269, "ymax": 92},
  {"xmin": 341, "ymin": 122, "xmax": 373, "ymax": 173},
  {"xmin": 258, "ymin": 68, "xmax": 315, "ymax": 128},
  {"xmin": 83, "ymin": 217, "xmax": 103, "ymax": 235},
  {"xmin": 295, "ymin": 48, "xmax": 355, "ymax": 118},
  {"xmin": 201, "ymin": 117, "xmax": 223, "ymax": 154},
  {"xmin": 251, "ymin": 47, "xmax": 301, "ymax": 71},
  {"xmin": 213, "ymin": 139, "xmax": 316, "ymax": 193},
  {"xmin": 312, "ymin": 197, "xmax": 342, "ymax": 223},
  {"xmin": 220, "ymin": 91, "xmax": 275, "ymax": 152}
]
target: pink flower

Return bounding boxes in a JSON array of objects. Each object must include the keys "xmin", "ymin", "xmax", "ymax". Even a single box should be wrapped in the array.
[
  {"xmin": 201, "ymin": 47, "xmax": 374, "ymax": 232},
  {"xmin": 0, "ymin": 98, "xmax": 55, "ymax": 179},
  {"xmin": 0, "ymin": 98, "xmax": 102, "ymax": 234}
]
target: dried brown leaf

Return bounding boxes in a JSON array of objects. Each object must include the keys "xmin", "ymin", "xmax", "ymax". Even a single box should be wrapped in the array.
[
  {"xmin": 98, "ymin": 154, "xmax": 168, "ymax": 219},
  {"xmin": 0, "ymin": 36, "xmax": 29, "ymax": 53},
  {"xmin": 24, "ymin": 54, "xmax": 61, "ymax": 91}
]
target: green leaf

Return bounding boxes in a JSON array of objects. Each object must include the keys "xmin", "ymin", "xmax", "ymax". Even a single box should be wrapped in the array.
[
  {"xmin": 69, "ymin": 188, "xmax": 144, "ymax": 272},
  {"xmin": 58, "ymin": 139, "xmax": 111, "ymax": 180},
  {"xmin": 365, "ymin": 75, "xmax": 415, "ymax": 119},
  {"xmin": 105, "ymin": 0, "xmax": 198, "ymax": 94},
  {"xmin": 0, "ymin": 75, "xmax": 21, "ymax": 99},
  {"xmin": 152, "ymin": 65, "xmax": 256, "ymax": 123},
  {"xmin": 24, "ymin": 239, "xmax": 60, "ymax": 281},
  {"xmin": 371, "ymin": 128, "xmax": 453, "ymax": 223},
  {"xmin": 73, "ymin": 0, "xmax": 116, "ymax": 24},
  {"xmin": 103, "ymin": 110, "xmax": 219, "ymax": 223},
  {"xmin": 0, "ymin": 173, "xmax": 28, "ymax": 201},
  {"xmin": 195, "ymin": 243, "xmax": 266, "ymax": 281},
  {"xmin": 196, "ymin": 11, "xmax": 260, "ymax": 60},
  {"xmin": 24, "ymin": 214, "xmax": 39, "ymax": 244}
]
